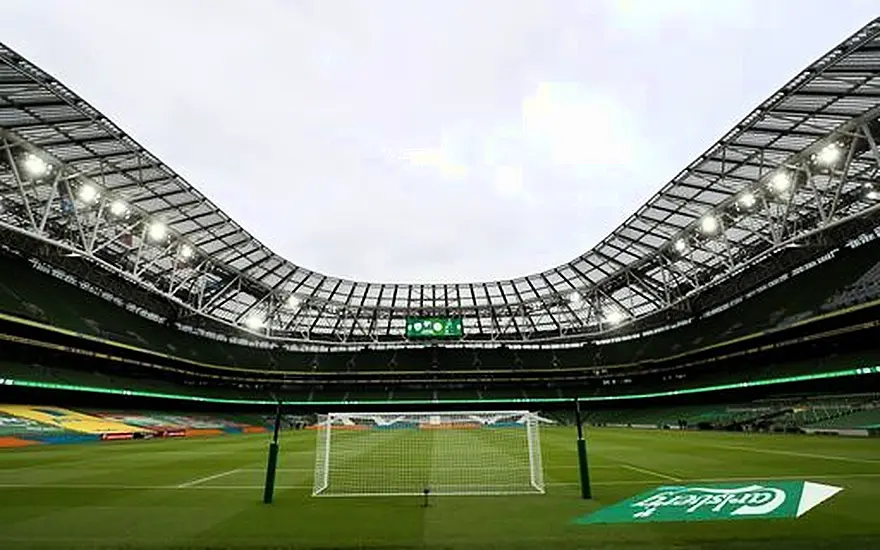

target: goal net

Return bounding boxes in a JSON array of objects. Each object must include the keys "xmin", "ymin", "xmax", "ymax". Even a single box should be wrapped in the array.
[{"xmin": 312, "ymin": 410, "xmax": 544, "ymax": 497}]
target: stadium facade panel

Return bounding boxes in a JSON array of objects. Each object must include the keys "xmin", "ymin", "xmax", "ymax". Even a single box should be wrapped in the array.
[{"xmin": 1, "ymin": 18, "xmax": 880, "ymax": 344}]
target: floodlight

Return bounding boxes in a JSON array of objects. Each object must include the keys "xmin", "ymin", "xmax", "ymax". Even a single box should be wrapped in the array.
[
  {"xmin": 147, "ymin": 221, "xmax": 167, "ymax": 241},
  {"xmin": 244, "ymin": 315, "xmax": 266, "ymax": 330},
  {"xmin": 769, "ymin": 172, "xmax": 791, "ymax": 193},
  {"xmin": 604, "ymin": 310, "xmax": 626, "ymax": 325},
  {"xmin": 179, "ymin": 244, "xmax": 194, "ymax": 260},
  {"xmin": 700, "ymin": 214, "xmax": 719, "ymax": 235},
  {"xmin": 288, "ymin": 295, "xmax": 301, "ymax": 309},
  {"xmin": 816, "ymin": 143, "xmax": 842, "ymax": 166},
  {"xmin": 868, "ymin": 190, "xmax": 880, "ymax": 201},
  {"xmin": 109, "ymin": 200, "xmax": 128, "ymax": 217},
  {"xmin": 568, "ymin": 292, "xmax": 583, "ymax": 306},
  {"xmin": 738, "ymin": 191, "xmax": 757, "ymax": 209},
  {"xmin": 673, "ymin": 238, "xmax": 687, "ymax": 253},
  {"xmin": 22, "ymin": 153, "xmax": 50, "ymax": 178},
  {"xmin": 78, "ymin": 184, "xmax": 99, "ymax": 203}
]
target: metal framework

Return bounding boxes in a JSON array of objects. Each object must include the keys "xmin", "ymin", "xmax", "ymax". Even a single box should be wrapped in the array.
[{"xmin": 2, "ymin": 19, "xmax": 880, "ymax": 344}]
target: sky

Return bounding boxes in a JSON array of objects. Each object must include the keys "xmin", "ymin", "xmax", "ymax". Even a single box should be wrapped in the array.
[{"xmin": 1, "ymin": 1, "xmax": 877, "ymax": 284}]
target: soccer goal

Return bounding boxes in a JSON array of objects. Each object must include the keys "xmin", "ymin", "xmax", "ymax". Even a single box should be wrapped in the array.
[{"xmin": 312, "ymin": 410, "xmax": 545, "ymax": 497}]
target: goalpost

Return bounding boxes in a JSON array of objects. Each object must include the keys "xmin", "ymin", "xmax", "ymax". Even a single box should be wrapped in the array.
[{"xmin": 312, "ymin": 410, "xmax": 545, "ymax": 497}]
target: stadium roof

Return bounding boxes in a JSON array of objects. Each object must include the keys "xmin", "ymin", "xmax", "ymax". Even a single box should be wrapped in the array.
[{"xmin": 2, "ymin": 18, "xmax": 880, "ymax": 345}]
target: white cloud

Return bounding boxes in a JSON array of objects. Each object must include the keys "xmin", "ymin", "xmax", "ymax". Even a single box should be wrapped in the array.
[
  {"xmin": 522, "ymin": 82, "xmax": 638, "ymax": 171},
  {"xmin": 391, "ymin": 147, "xmax": 468, "ymax": 180},
  {"xmin": 493, "ymin": 165, "xmax": 527, "ymax": 200},
  {"xmin": 597, "ymin": 0, "xmax": 753, "ymax": 33}
]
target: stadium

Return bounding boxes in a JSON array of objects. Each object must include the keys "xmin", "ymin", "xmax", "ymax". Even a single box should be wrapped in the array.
[{"xmin": 1, "ymin": 10, "xmax": 880, "ymax": 550}]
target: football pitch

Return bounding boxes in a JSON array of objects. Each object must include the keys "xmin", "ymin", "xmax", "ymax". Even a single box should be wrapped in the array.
[{"xmin": 0, "ymin": 427, "xmax": 879, "ymax": 549}]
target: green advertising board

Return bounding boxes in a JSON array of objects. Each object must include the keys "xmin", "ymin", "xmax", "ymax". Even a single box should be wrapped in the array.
[{"xmin": 574, "ymin": 481, "xmax": 842, "ymax": 525}]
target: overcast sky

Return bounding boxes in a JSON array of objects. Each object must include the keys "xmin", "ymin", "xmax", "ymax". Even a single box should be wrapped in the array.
[{"xmin": 1, "ymin": 1, "xmax": 877, "ymax": 283}]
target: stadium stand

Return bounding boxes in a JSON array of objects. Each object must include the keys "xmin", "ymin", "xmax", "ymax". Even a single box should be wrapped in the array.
[
  {"xmin": 0, "ymin": 409, "xmax": 66, "ymax": 447},
  {"xmin": 0, "ymin": 405, "xmax": 145, "ymax": 435},
  {"xmin": 0, "ymin": 406, "xmax": 267, "ymax": 448},
  {"xmin": 822, "ymin": 259, "xmax": 880, "ymax": 311},
  {"xmin": 579, "ymin": 392, "xmax": 880, "ymax": 434},
  {"xmin": 0, "ymin": 233, "xmax": 879, "ymax": 378},
  {"xmin": 807, "ymin": 408, "xmax": 880, "ymax": 430}
]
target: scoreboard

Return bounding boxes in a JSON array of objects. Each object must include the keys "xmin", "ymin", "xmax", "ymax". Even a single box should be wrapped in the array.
[{"xmin": 405, "ymin": 316, "xmax": 464, "ymax": 339}]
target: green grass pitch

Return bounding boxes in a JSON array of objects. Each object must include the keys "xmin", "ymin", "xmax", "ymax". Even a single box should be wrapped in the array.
[{"xmin": 0, "ymin": 427, "xmax": 879, "ymax": 549}]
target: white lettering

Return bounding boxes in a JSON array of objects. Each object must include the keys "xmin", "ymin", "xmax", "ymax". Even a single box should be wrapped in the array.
[{"xmin": 629, "ymin": 485, "xmax": 788, "ymax": 518}]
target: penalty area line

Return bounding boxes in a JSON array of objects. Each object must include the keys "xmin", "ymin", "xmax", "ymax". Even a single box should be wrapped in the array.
[
  {"xmin": 239, "ymin": 468, "xmax": 313, "ymax": 472},
  {"xmin": 706, "ymin": 443, "xmax": 880, "ymax": 464},
  {"xmin": 618, "ymin": 463, "xmax": 682, "ymax": 482},
  {"xmin": 176, "ymin": 468, "xmax": 241, "ymax": 488}
]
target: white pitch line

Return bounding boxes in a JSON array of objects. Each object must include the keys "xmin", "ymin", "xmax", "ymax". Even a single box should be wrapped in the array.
[
  {"xmin": 238, "ymin": 468, "xmax": 312, "ymax": 472},
  {"xmin": 0, "ymin": 484, "xmax": 181, "ymax": 489},
  {"xmin": 707, "ymin": 443, "xmax": 880, "ymax": 464},
  {"xmin": 0, "ymin": 482, "xmax": 578, "ymax": 490},
  {"xmin": 236, "ymin": 467, "xmax": 600, "ymax": 473},
  {"xmin": 697, "ymin": 472, "xmax": 880, "ymax": 483},
  {"xmin": 2, "ymin": 473, "xmax": 880, "ymax": 491},
  {"xmin": 0, "ymin": 483, "xmax": 274, "ymax": 490},
  {"xmin": 619, "ymin": 463, "xmax": 682, "ymax": 482},
  {"xmin": 176, "ymin": 468, "xmax": 241, "ymax": 488}
]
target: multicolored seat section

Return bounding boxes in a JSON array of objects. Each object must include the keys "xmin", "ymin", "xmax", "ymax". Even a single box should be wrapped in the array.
[{"xmin": 0, "ymin": 405, "xmax": 267, "ymax": 448}]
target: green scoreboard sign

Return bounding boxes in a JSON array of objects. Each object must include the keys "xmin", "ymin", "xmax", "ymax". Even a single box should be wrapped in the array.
[{"xmin": 406, "ymin": 317, "xmax": 463, "ymax": 339}]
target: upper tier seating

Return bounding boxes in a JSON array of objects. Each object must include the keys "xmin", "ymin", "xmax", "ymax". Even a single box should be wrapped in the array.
[
  {"xmin": 1, "ymin": 236, "xmax": 879, "ymax": 372},
  {"xmin": 822, "ymin": 259, "xmax": 880, "ymax": 311}
]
